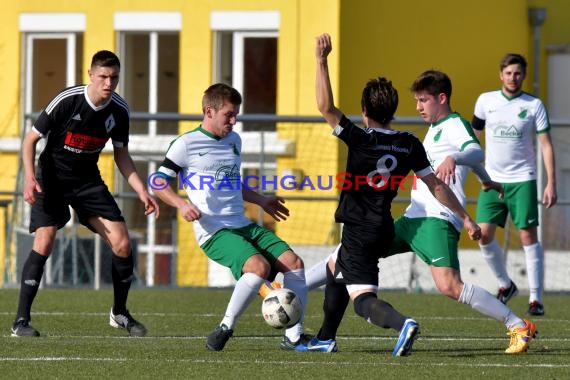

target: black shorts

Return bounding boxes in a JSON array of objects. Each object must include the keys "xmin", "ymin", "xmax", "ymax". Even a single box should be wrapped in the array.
[
  {"xmin": 30, "ymin": 178, "xmax": 124, "ymax": 233},
  {"xmin": 334, "ymin": 222, "xmax": 395, "ymax": 286}
]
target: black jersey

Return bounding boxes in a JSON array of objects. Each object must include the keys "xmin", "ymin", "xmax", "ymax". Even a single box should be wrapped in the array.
[
  {"xmin": 33, "ymin": 85, "xmax": 130, "ymax": 181},
  {"xmin": 334, "ymin": 115, "xmax": 432, "ymax": 226}
]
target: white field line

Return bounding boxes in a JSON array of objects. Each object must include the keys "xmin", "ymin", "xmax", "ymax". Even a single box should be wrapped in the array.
[
  {"xmin": 3, "ymin": 334, "xmax": 570, "ymax": 342},
  {"xmin": 0, "ymin": 357, "xmax": 569, "ymax": 369},
  {"xmin": 0, "ymin": 311, "xmax": 568, "ymax": 323}
]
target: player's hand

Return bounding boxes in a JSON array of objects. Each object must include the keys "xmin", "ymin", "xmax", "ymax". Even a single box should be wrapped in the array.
[
  {"xmin": 180, "ymin": 202, "xmax": 201, "ymax": 222},
  {"xmin": 463, "ymin": 218, "xmax": 481, "ymax": 241},
  {"xmin": 315, "ymin": 33, "xmax": 332, "ymax": 59},
  {"xmin": 23, "ymin": 176, "xmax": 42, "ymax": 205},
  {"xmin": 141, "ymin": 192, "xmax": 160, "ymax": 218},
  {"xmin": 260, "ymin": 195, "xmax": 290, "ymax": 222},
  {"xmin": 542, "ymin": 183, "xmax": 557, "ymax": 208},
  {"xmin": 435, "ymin": 156, "xmax": 456, "ymax": 185},
  {"xmin": 482, "ymin": 180, "xmax": 504, "ymax": 199}
]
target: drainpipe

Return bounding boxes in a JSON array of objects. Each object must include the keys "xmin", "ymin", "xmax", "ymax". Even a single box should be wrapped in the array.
[
  {"xmin": 529, "ymin": 8, "xmax": 546, "ymax": 96},
  {"xmin": 528, "ymin": 7, "xmax": 546, "ymax": 242}
]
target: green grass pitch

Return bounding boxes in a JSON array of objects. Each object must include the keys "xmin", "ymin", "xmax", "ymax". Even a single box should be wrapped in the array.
[{"xmin": 1, "ymin": 288, "xmax": 569, "ymax": 379}]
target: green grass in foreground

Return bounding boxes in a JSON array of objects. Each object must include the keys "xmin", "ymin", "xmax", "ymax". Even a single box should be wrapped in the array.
[{"xmin": 0, "ymin": 288, "xmax": 569, "ymax": 380}]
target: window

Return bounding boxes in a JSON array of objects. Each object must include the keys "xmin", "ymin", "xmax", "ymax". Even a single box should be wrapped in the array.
[
  {"xmin": 211, "ymin": 10, "xmax": 284, "ymax": 176},
  {"xmin": 115, "ymin": 12, "xmax": 181, "ymax": 286},
  {"xmin": 19, "ymin": 13, "xmax": 86, "ymax": 133},
  {"xmin": 19, "ymin": 14, "xmax": 86, "ymax": 227},
  {"xmin": 214, "ymin": 31, "xmax": 277, "ymax": 132},
  {"xmin": 211, "ymin": 11, "xmax": 284, "ymax": 229},
  {"xmin": 120, "ymin": 33, "xmax": 180, "ymax": 135}
]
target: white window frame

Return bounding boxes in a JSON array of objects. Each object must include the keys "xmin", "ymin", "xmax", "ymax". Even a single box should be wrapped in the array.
[
  {"xmin": 18, "ymin": 14, "xmax": 85, "ymax": 285},
  {"xmin": 22, "ymin": 33, "xmax": 78, "ymax": 124},
  {"xmin": 208, "ymin": 11, "xmax": 286, "ymax": 286},
  {"xmin": 231, "ymin": 30, "xmax": 279, "ymax": 135},
  {"xmin": 210, "ymin": 10, "xmax": 289, "ymax": 169},
  {"xmin": 114, "ymin": 12, "xmax": 182, "ymax": 287},
  {"xmin": 16, "ymin": 13, "xmax": 85, "ymax": 150}
]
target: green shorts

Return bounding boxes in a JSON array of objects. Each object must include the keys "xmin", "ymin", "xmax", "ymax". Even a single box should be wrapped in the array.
[
  {"xmin": 200, "ymin": 223, "xmax": 290, "ymax": 280},
  {"xmin": 476, "ymin": 180, "xmax": 538, "ymax": 229},
  {"xmin": 386, "ymin": 216, "xmax": 460, "ymax": 269}
]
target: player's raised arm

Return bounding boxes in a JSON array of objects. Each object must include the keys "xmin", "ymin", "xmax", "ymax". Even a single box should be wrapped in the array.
[{"xmin": 315, "ymin": 33, "xmax": 342, "ymax": 128}]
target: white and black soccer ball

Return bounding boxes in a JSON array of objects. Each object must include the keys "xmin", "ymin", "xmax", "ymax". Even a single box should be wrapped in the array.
[{"xmin": 261, "ymin": 288, "xmax": 302, "ymax": 329}]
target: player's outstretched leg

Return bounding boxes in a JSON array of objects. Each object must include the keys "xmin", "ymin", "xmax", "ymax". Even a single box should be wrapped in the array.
[
  {"xmin": 505, "ymin": 319, "xmax": 537, "ymax": 354},
  {"xmin": 392, "ymin": 318, "xmax": 420, "ymax": 357},
  {"xmin": 258, "ymin": 279, "xmax": 281, "ymax": 298}
]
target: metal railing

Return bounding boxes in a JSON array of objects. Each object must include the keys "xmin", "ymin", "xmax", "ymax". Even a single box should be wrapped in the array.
[{"xmin": 3, "ymin": 113, "xmax": 568, "ymax": 288}]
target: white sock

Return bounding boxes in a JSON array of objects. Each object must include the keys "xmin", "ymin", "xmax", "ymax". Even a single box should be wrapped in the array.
[
  {"xmin": 523, "ymin": 242, "xmax": 544, "ymax": 303},
  {"xmin": 221, "ymin": 272, "xmax": 264, "ymax": 330},
  {"xmin": 480, "ymin": 240, "xmax": 512, "ymax": 288},
  {"xmin": 283, "ymin": 268, "xmax": 307, "ymax": 342},
  {"xmin": 458, "ymin": 282, "xmax": 524, "ymax": 329},
  {"xmin": 306, "ymin": 246, "xmax": 338, "ymax": 290},
  {"xmin": 306, "ymin": 258, "xmax": 328, "ymax": 290}
]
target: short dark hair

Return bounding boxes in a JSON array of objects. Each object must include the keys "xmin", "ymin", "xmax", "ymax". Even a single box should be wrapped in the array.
[
  {"xmin": 360, "ymin": 77, "xmax": 399, "ymax": 125},
  {"xmin": 202, "ymin": 83, "xmax": 243, "ymax": 113},
  {"xmin": 500, "ymin": 53, "xmax": 527, "ymax": 74},
  {"xmin": 411, "ymin": 70, "xmax": 452, "ymax": 103},
  {"xmin": 91, "ymin": 50, "xmax": 121, "ymax": 69}
]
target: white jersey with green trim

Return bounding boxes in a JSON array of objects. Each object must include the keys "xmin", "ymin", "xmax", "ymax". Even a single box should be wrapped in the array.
[
  {"xmin": 404, "ymin": 113, "xmax": 481, "ymax": 231},
  {"xmin": 474, "ymin": 90, "xmax": 550, "ymax": 182},
  {"xmin": 159, "ymin": 126, "xmax": 251, "ymax": 245}
]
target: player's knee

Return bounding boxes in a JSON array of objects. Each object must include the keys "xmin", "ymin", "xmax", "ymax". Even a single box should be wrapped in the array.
[
  {"xmin": 243, "ymin": 254, "xmax": 271, "ymax": 278},
  {"xmin": 435, "ymin": 281, "xmax": 461, "ymax": 300},
  {"xmin": 288, "ymin": 253, "xmax": 304, "ymax": 271},
  {"xmin": 33, "ymin": 229, "xmax": 57, "ymax": 254},
  {"xmin": 111, "ymin": 236, "xmax": 132, "ymax": 257},
  {"xmin": 276, "ymin": 250, "xmax": 304, "ymax": 271},
  {"xmin": 32, "ymin": 242, "xmax": 55, "ymax": 256}
]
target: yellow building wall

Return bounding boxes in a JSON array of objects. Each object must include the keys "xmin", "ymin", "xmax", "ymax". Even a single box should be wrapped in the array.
[
  {"xmin": 335, "ymin": 0, "xmax": 530, "ymax": 249},
  {"xmin": 275, "ymin": 1, "xmax": 342, "ymax": 245},
  {"xmin": 275, "ymin": 0, "xmax": 570, "ymax": 249},
  {"xmin": 0, "ymin": 0, "xmax": 203, "ymax": 286},
  {"xmin": 275, "ymin": 0, "xmax": 533, "ymax": 248},
  {"xmin": 529, "ymin": 0, "xmax": 570, "ymax": 102},
  {"xmin": 2, "ymin": 0, "xmax": 570, "ymax": 286},
  {"xmin": 0, "ymin": 1, "xmax": 23, "ymax": 287}
]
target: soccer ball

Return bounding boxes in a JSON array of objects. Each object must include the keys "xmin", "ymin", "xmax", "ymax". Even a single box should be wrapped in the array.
[{"xmin": 261, "ymin": 288, "xmax": 302, "ymax": 329}]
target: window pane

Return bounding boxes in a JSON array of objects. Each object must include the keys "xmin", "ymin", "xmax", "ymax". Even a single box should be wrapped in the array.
[
  {"xmin": 123, "ymin": 33, "xmax": 150, "ymax": 134},
  {"xmin": 157, "ymin": 33, "xmax": 180, "ymax": 135},
  {"xmin": 214, "ymin": 32, "xmax": 233, "ymax": 84},
  {"xmin": 242, "ymin": 37, "xmax": 277, "ymax": 132},
  {"xmin": 76, "ymin": 36, "xmax": 84, "ymax": 85},
  {"xmin": 32, "ymin": 39, "xmax": 67, "ymax": 111},
  {"xmin": 212, "ymin": 32, "xmax": 277, "ymax": 132}
]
